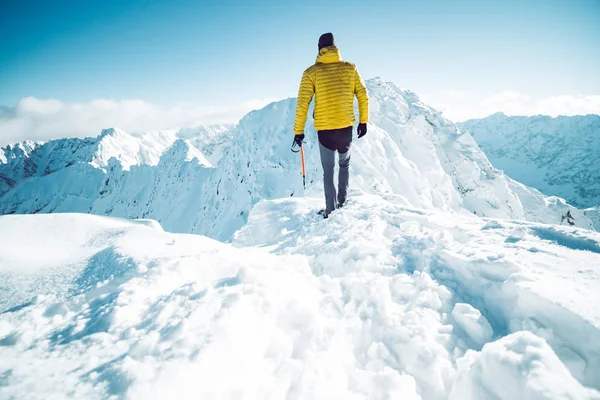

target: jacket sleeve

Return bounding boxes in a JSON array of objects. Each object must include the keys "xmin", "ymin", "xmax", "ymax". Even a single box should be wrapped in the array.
[
  {"xmin": 293, "ymin": 69, "xmax": 315, "ymax": 135},
  {"xmin": 354, "ymin": 67, "xmax": 369, "ymax": 124}
]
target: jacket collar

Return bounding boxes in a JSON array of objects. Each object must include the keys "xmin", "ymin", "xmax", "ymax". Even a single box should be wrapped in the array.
[{"xmin": 316, "ymin": 46, "xmax": 342, "ymax": 64}]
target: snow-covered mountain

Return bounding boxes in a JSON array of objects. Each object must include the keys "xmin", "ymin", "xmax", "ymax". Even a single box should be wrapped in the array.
[
  {"xmin": 1, "ymin": 79, "xmax": 600, "ymax": 399},
  {"xmin": 458, "ymin": 113, "xmax": 600, "ymax": 210},
  {"xmin": 1, "ymin": 199, "xmax": 600, "ymax": 399},
  {"xmin": 0, "ymin": 79, "xmax": 593, "ymax": 240}
]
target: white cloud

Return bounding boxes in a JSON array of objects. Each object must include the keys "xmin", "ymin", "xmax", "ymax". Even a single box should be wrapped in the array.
[
  {"xmin": 536, "ymin": 95, "xmax": 600, "ymax": 117},
  {"xmin": 439, "ymin": 89, "xmax": 471, "ymax": 101},
  {"xmin": 0, "ymin": 97, "xmax": 275, "ymax": 146},
  {"xmin": 423, "ymin": 90, "xmax": 600, "ymax": 122},
  {"xmin": 3, "ymin": 90, "xmax": 598, "ymax": 146},
  {"xmin": 480, "ymin": 90, "xmax": 524, "ymax": 105}
]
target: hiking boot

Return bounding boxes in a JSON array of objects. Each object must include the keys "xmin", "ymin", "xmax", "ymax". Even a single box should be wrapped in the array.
[{"xmin": 317, "ymin": 209, "xmax": 328, "ymax": 219}]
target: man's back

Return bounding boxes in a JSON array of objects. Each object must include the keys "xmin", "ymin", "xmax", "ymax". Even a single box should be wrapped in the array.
[{"xmin": 293, "ymin": 45, "xmax": 368, "ymax": 135}]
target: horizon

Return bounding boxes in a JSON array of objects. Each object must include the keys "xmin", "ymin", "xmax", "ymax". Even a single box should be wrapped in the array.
[
  {"xmin": 1, "ymin": 0, "xmax": 599, "ymax": 145},
  {"xmin": 1, "ymin": 76, "xmax": 600, "ymax": 147},
  {"xmin": 2, "ymin": 78, "xmax": 600, "ymax": 149}
]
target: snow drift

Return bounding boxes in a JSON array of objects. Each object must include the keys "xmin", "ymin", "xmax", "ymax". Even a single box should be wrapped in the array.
[
  {"xmin": 0, "ymin": 79, "xmax": 593, "ymax": 241},
  {"xmin": 1, "ymin": 195, "xmax": 600, "ymax": 399}
]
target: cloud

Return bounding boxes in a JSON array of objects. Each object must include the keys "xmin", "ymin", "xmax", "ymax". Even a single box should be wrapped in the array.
[
  {"xmin": 0, "ymin": 97, "xmax": 275, "ymax": 146},
  {"xmin": 422, "ymin": 90, "xmax": 600, "ymax": 122},
  {"xmin": 536, "ymin": 95, "xmax": 600, "ymax": 117},
  {"xmin": 480, "ymin": 90, "xmax": 528, "ymax": 107},
  {"xmin": 2, "ymin": 90, "xmax": 598, "ymax": 146},
  {"xmin": 439, "ymin": 89, "xmax": 471, "ymax": 101}
]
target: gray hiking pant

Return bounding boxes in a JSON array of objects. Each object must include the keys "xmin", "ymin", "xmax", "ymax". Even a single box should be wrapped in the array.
[{"xmin": 318, "ymin": 126, "xmax": 352, "ymax": 216}]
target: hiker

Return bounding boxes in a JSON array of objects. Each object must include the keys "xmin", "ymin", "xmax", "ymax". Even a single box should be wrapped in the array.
[{"xmin": 292, "ymin": 32, "xmax": 369, "ymax": 218}]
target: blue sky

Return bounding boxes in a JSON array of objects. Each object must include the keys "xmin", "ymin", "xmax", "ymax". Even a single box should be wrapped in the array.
[{"xmin": 0, "ymin": 0, "xmax": 599, "ymax": 143}]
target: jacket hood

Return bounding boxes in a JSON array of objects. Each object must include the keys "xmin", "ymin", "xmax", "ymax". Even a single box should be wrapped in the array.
[{"xmin": 316, "ymin": 46, "xmax": 342, "ymax": 64}]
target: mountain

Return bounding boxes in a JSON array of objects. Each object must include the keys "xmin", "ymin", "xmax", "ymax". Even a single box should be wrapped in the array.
[
  {"xmin": 2, "ymin": 199, "xmax": 600, "ymax": 398},
  {"xmin": 457, "ymin": 113, "xmax": 600, "ymax": 210},
  {"xmin": 1, "ymin": 79, "xmax": 600, "ymax": 399},
  {"xmin": 0, "ymin": 79, "xmax": 593, "ymax": 240}
]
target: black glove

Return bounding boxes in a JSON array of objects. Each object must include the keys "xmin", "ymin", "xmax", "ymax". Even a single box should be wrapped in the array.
[
  {"xmin": 357, "ymin": 123, "xmax": 367, "ymax": 139},
  {"xmin": 294, "ymin": 134, "xmax": 305, "ymax": 147}
]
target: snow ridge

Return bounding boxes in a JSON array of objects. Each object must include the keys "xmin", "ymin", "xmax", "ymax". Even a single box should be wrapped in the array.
[
  {"xmin": 0, "ymin": 79, "xmax": 594, "ymax": 240},
  {"xmin": 1, "ymin": 198, "xmax": 600, "ymax": 398}
]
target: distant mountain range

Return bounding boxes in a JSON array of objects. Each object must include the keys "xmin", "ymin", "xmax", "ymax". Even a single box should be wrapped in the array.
[{"xmin": 458, "ymin": 113, "xmax": 600, "ymax": 209}]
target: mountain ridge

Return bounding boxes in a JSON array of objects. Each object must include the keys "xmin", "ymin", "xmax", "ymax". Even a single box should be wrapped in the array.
[
  {"xmin": 0, "ymin": 78, "xmax": 594, "ymax": 239},
  {"xmin": 458, "ymin": 113, "xmax": 600, "ymax": 209}
]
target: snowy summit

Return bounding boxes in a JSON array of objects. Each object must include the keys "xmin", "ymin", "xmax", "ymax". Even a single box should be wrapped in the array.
[{"xmin": 1, "ymin": 79, "xmax": 600, "ymax": 399}]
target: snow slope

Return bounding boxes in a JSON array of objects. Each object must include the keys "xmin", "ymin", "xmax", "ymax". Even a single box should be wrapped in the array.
[
  {"xmin": 585, "ymin": 207, "xmax": 600, "ymax": 231},
  {"xmin": 0, "ymin": 79, "xmax": 593, "ymax": 239},
  {"xmin": 458, "ymin": 113, "xmax": 600, "ymax": 209},
  {"xmin": 1, "ymin": 197, "xmax": 600, "ymax": 399}
]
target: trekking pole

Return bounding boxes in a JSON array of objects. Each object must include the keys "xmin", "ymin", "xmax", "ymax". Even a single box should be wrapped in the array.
[
  {"xmin": 300, "ymin": 145, "xmax": 306, "ymax": 189},
  {"xmin": 291, "ymin": 139, "xmax": 306, "ymax": 190}
]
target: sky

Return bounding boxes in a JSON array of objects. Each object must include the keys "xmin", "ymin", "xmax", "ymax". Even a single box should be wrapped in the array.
[{"xmin": 1, "ymin": 0, "xmax": 599, "ymax": 144}]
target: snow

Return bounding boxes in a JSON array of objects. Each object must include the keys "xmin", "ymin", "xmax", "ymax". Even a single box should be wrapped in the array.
[
  {"xmin": 91, "ymin": 128, "xmax": 181, "ymax": 170},
  {"xmin": 1, "ymin": 78, "xmax": 599, "ymax": 398},
  {"xmin": 451, "ymin": 303, "xmax": 493, "ymax": 347},
  {"xmin": 1, "ymin": 196, "xmax": 599, "ymax": 399},
  {"xmin": 458, "ymin": 113, "xmax": 600, "ymax": 209},
  {"xmin": 450, "ymin": 331, "xmax": 599, "ymax": 400},
  {"xmin": 585, "ymin": 207, "xmax": 600, "ymax": 231},
  {"xmin": 1, "ymin": 192, "xmax": 600, "ymax": 399},
  {"xmin": 1, "ymin": 79, "xmax": 593, "ymax": 241}
]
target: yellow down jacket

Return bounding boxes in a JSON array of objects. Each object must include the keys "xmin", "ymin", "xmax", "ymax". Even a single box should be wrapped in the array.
[{"xmin": 293, "ymin": 46, "xmax": 369, "ymax": 135}]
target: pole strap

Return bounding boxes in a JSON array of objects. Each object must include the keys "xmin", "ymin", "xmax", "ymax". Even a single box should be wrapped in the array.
[{"xmin": 291, "ymin": 141, "xmax": 301, "ymax": 153}]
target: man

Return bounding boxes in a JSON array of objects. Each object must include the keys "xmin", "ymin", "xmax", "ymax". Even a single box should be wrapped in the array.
[{"xmin": 292, "ymin": 32, "xmax": 369, "ymax": 218}]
